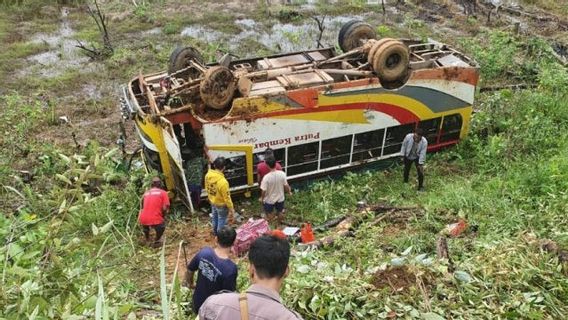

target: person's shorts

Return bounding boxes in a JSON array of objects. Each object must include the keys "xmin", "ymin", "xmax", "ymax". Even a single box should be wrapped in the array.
[
  {"xmin": 142, "ymin": 223, "xmax": 165, "ymax": 234},
  {"xmin": 263, "ymin": 201, "xmax": 284, "ymax": 214}
]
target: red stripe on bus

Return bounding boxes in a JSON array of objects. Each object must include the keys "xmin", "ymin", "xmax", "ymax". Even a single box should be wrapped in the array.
[
  {"xmin": 263, "ymin": 102, "xmax": 421, "ymax": 124},
  {"xmin": 204, "ymin": 102, "xmax": 422, "ymax": 125}
]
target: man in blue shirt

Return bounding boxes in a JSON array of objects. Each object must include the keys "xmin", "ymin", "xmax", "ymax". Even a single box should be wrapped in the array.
[
  {"xmin": 400, "ymin": 127, "xmax": 428, "ymax": 191},
  {"xmin": 184, "ymin": 226, "xmax": 238, "ymax": 314}
]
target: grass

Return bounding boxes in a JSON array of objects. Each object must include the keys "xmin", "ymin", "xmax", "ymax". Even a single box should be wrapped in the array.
[{"xmin": 1, "ymin": 0, "xmax": 567, "ymax": 319}]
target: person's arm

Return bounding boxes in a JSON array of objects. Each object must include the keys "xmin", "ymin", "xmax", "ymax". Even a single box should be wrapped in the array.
[
  {"xmin": 260, "ymin": 177, "xmax": 267, "ymax": 202},
  {"xmin": 284, "ymin": 183, "xmax": 292, "ymax": 196},
  {"xmin": 220, "ymin": 180, "xmax": 235, "ymax": 216},
  {"xmin": 162, "ymin": 191, "xmax": 170, "ymax": 216},
  {"xmin": 183, "ymin": 269, "xmax": 196, "ymax": 288},
  {"xmin": 184, "ymin": 251, "xmax": 201, "ymax": 287},
  {"xmin": 418, "ymin": 139, "xmax": 428, "ymax": 165},
  {"xmin": 400, "ymin": 135, "xmax": 409, "ymax": 157}
]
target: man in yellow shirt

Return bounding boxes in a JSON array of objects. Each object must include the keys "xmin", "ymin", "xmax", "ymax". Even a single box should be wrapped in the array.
[{"xmin": 205, "ymin": 157, "xmax": 235, "ymax": 235}]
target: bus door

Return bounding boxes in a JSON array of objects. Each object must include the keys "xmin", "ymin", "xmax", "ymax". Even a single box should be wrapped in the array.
[{"xmin": 160, "ymin": 117, "xmax": 194, "ymax": 213}]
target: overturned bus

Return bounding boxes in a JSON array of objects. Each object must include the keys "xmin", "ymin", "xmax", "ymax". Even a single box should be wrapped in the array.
[{"xmin": 120, "ymin": 20, "xmax": 479, "ymax": 211}]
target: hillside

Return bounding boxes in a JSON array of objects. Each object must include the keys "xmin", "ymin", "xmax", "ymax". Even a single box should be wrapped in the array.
[{"xmin": 1, "ymin": 0, "xmax": 567, "ymax": 319}]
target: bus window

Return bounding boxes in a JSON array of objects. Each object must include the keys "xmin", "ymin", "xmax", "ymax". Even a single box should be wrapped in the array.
[
  {"xmin": 321, "ymin": 136, "xmax": 351, "ymax": 169},
  {"xmin": 419, "ymin": 117, "xmax": 442, "ymax": 144},
  {"xmin": 352, "ymin": 129, "xmax": 385, "ymax": 162},
  {"xmin": 440, "ymin": 114, "xmax": 462, "ymax": 142},
  {"xmin": 287, "ymin": 142, "xmax": 319, "ymax": 176},
  {"xmin": 225, "ymin": 155, "xmax": 247, "ymax": 187},
  {"xmin": 253, "ymin": 148, "xmax": 286, "ymax": 182},
  {"xmin": 383, "ymin": 123, "xmax": 415, "ymax": 155}
]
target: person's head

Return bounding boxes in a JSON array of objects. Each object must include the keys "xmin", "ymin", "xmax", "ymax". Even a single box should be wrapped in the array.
[
  {"xmin": 213, "ymin": 157, "xmax": 226, "ymax": 171},
  {"xmin": 413, "ymin": 127, "xmax": 424, "ymax": 142},
  {"xmin": 265, "ymin": 155, "xmax": 277, "ymax": 169},
  {"xmin": 248, "ymin": 234, "xmax": 290, "ymax": 281},
  {"xmin": 151, "ymin": 177, "xmax": 163, "ymax": 188},
  {"xmin": 216, "ymin": 226, "xmax": 237, "ymax": 248},
  {"xmin": 264, "ymin": 148, "xmax": 274, "ymax": 159}
]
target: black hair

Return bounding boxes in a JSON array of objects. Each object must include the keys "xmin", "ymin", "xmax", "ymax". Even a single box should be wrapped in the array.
[
  {"xmin": 213, "ymin": 157, "xmax": 226, "ymax": 170},
  {"xmin": 265, "ymin": 155, "xmax": 276, "ymax": 169},
  {"xmin": 415, "ymin": 127, "xmax": 424, "ymax": 136},
  {"xmin": 264, "ymin": 148, "xmax": 274, "ymax": 158},
  {"xmin": 217, "ymin": 226, "xmax": 237, "ymax": 248},
  {"xmin": 248, "ymin": 235, "xmax": 290, "ymax": 279},
  {"xmin": 151, "ymin": 177, "xmax": 162, "ymax": 188}
]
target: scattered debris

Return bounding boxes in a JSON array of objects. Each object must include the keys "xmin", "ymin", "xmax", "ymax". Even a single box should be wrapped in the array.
[{"xmin": 444, "ymin": 219, "xmax": 468, "ymax": 237}]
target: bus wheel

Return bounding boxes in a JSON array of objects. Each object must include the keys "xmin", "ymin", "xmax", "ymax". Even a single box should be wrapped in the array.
[
  {"xmin": 338, "ymin": 21, "xmax": 377, "ymax": 52},
  {"xmin": 168, "ymin": 46, "xmax": 204, "ymax": 76},
  {"xmin": 367, "ymin": 38, "xmax": 397, "ymax": 64},
  {"xmin": 200, "ymin": 66, "xmax": 236, "ymax": 110},
  {"xmin": 371, "ymin": 40, "xmax": 409, "ymax": 83}
]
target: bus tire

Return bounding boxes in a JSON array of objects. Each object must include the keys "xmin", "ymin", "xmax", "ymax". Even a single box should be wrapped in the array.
[
  {"xmin": 371, "ymin": 41, "xmax": 409, "ymax": 82},
  {"xmin": 168, "ymin": 46, "xmax": 204, "ymax": 75},
  {"xmin": 200, "ymin": 66, "xmax": 236, "ymax": 110},
  {"xmin": 338, "ymin": 20, "xmax": 360, "ymax": 50},
  {"xmin": 367, "ymin": 38, "xmax": 396, "ymax": 64},
  {"xmin": 338, "ymin": 21, "xmax": 377, "ymax": 52}
]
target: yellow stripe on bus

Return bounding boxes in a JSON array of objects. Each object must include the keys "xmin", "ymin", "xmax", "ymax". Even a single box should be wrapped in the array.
[{"xmin": 272, "ymin": 109, "xmax": 369, "ymax": 124}]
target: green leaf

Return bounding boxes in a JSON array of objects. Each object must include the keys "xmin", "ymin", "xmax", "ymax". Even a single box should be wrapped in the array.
[
  {"xmin": 421, "ymin": 312, "xmax": 445, "ymax": 320},
  {"xmin": 99, "ymin": 220, "xmax": 114, "ymax": 234},
  {"xmin": 454, "ymin": 271, "xmax": 472, "ymax": 283}
]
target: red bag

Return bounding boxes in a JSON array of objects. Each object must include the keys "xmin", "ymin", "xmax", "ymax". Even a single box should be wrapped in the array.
[
  {"xmin": 232, "ymin": 218, "xmax": 270, "ymax": 256},
  {"xmin": 300, "ymin": 223, "xmax": 315, "ymax": 243}
]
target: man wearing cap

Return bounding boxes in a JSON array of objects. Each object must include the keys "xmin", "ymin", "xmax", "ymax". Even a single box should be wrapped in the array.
[{"xmin": 138, "ymin": 177, "xmax": 170, "ymax": 246}]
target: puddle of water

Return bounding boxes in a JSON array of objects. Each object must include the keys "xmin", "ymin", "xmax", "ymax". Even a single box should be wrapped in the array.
[
  {"xmin": 82, "ymin": 83, "xmax": 102, "ymax": 100},
  {"xmin": 181, "ymin": 15, "xmax": 364, "ymax": 56},
  {"xmin": 181, "ymin": 25, "xmax": 225, "ymax": 43},
  {"xmin": 22, "ymin": 7, "xmax": 91, "ymax": 78},
  {"xmin": 143, "ymin": 27, "xmax": 163, "ymax": 35}
]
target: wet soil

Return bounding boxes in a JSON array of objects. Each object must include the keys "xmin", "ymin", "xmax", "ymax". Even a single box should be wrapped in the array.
[{"xmin": 371, "ymin": 265, "xmax": 417, "ymax": 292}]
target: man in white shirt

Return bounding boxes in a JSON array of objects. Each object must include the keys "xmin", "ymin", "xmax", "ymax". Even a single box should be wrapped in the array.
[
  {"xmin": 260, "ymin": 155, "xmax": 292, "ymax": 224},
  {"xmin": 400, "ymin": 128, "xmax": 428, "ymax": 191}
]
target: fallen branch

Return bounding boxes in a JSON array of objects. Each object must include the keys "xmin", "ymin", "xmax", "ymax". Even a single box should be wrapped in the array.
[
  {"xmin": 436, "ymin": 235, "xmax": 454, "ymax": 271},
  {"xmin": 314, "ymin": 215, "xmax": 346, "ymax": 231}
]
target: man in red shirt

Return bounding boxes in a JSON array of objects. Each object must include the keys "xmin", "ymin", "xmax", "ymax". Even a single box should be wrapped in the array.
[
  {"xmin": 256, "ymin": 148, "xmax": 282, "ymax": 185},
  {"xmin": 139, "ymin": 177, "xmax": 170, "ymax": 247}
]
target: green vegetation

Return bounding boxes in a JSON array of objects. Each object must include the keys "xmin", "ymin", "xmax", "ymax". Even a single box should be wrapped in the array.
[{"xmin": 1, "ymin": 0, "xmax": 567, "ymax": 319}]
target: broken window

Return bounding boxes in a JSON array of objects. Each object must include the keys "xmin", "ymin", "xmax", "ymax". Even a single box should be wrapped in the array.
[
  {"xmin": 352, "ymin": 129, "xmax": 385, "ymax": 162},
  {"xmin": 383, "ymin": 123, "xmax": 416, "ymax": 155},
  {"xmin": 225, "ymin": 155, "xmax": 247, "ymax": 187},
  {"xmin": 287, "ymin": 142, "xmax": 319, "ymax": 176},
  {"xmin": 321, "ymin": 136, "xmax": 352, "ymax": 169},
  {"xmin": 419, "ymin": 117, "xmax": 442, "ymax": 144},
  {"xmin": 440, "ymin": 114, "xmax": 462, "ymax": 142}
]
